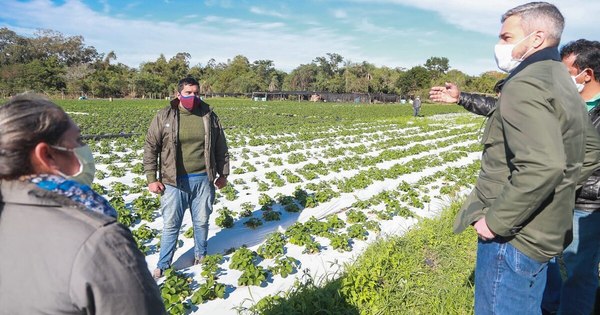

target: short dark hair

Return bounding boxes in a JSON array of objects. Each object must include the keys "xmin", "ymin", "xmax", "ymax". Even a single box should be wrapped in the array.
[
  {"xmin": 177, "ymin": 77, "xmax": 200, "ymax": 93},
  {"xmin": 0, "ymin": 94, "xmax": 71, "ymax": 179},
  {"xmin": 560, "ymin": 39, "xmax": 600, "ymax": 83}
]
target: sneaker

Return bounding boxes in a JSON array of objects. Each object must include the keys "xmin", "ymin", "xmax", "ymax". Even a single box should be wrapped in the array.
[
  {"xmin": 153, "ymin": 268, "xmax": 163, "ymax": 280},
  {"xmin": 194, "ymin": 256, "xmax": 205, "ymax": 265}
]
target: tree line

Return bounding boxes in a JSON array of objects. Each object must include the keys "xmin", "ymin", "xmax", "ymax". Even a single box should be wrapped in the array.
[{"xmin": 0, "ymin": 27, "xmax": 505, "ymax": 99}]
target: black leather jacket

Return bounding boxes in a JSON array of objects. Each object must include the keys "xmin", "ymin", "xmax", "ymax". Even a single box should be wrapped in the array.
[{"xmin": 458, "ymin": 92, "xmax": 600, "ymax": 211}]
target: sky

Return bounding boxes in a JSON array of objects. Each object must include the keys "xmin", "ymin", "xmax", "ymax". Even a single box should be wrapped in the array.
[{"xmin": 1, "ymin": 0, "xmax": 599, "ymax": 75}]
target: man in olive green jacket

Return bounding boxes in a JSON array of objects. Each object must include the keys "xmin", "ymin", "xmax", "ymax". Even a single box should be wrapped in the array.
[
  {"xmin": 451, "ymin": 3, "xmax": 600, "ymax": 314},
  {"xmin": 143, "ymin": 77, "xmax": 229, "ymax": 278}
]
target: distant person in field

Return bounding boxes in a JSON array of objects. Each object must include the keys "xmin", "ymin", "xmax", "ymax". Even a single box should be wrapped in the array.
[
  {"xmin": 412, "ymin": 96, "xmax": 421, "ymax": 117},
  {"xmin": 430, "ymin": 38, "xmax": 600, "ymax": 314},
  {"xmin": 0, "ymin": 94, "xmax": 166, "ymax": 314},
  {"xmin": 431, "ymin": 2, "xmax": 600, "ymax": 313},
  {"xmin": 144, "ymin": 77, "xmax": 230, "ymax": 279}
]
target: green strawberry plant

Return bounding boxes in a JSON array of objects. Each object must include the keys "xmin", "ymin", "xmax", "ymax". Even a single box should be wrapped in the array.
[
  {"xmin": 347, "ymin": 224, "xmax": 368, "ymax": 241},
  {"xmin": 346, "ymin": 209, "xmax": 367, "ymax": 223},
  {"xmin": 200, "ymin": 254, "xmax": 224, "ymax": 280},
  {"xmin": 229, "ymin": 247, "xmax": 256, "ymax": 271},
  {"xmin": 257, "ymin": 232, "xmax": 286, "ymax": 259},
  {"xmin": 268, "ymin": 256, "xmax": 298, "ymax": 278},
  {"xmin": 190, "ymin": 278, "xmax": 226, "ymax": 304},
  {"xmin": 132, "ymin": 192, "xmax": 160, "ymax": 221},
  {"xmin": 238, "ymin": 265, "xmax": 268, "ymax": 286},
  {"xmin": 159, "ymin": 268, "xmax": 193, "ymax": 315},
  {"xmin": 215, "ymin": 207, "xmax": 235, "ymax": 228},
  {"xmin": 244, "ymin": 217, "xmax": 263, "ymax": 229},
  {"xmin": 328, "ymin": 233, "xmax": 352, "ymax": 252},
  {"xmin": 183, "ymin": 227, "xmax": 194, "ymax": 239},
  {"xmin": 262, "ymin": 210, "xmax": 281, "ymax": 222}
]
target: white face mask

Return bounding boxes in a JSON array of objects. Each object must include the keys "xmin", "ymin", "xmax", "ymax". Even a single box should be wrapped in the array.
[
  {"xmin": 494, "ymin": 32, "xmax": 535, "ymax": 73},
  {"xmin": 571, "ymin": 70, "xmax": 586, "ymax": 93},
  {"xmin": 51, "ymin": 144, "xmax": 96, "ymax": 187}
]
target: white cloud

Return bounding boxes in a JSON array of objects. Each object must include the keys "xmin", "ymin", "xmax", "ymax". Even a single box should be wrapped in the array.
[
  {"xmin": 332, "ymin": 9, "xmax": 347, "ymax": 19},
  {"xmin": 98, "ymin": 0, "xmax": 110, "ymax": 14},
  {"xmin": 0, "ymin": 0, "xmax": 363, "ymax": 72},
  {"xmin": 350, "ymin": 0, "xmax": 600, "ymax": 40},
  {"xmin": 2, "ymin": 0, "xmax": 597, "ymax": 76},
  {"xmin": 204, "ymin": 0, "xmax": 232, "ymax": 8},
  {"xmin": 249, "ymin": 6, "xmax": 287, "ymax": 19}
]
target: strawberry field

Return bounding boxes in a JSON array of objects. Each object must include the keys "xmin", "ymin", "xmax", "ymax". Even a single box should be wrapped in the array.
[{"xmin": 59, "ymin": 98, "xmax": 484, "ymax": 314}]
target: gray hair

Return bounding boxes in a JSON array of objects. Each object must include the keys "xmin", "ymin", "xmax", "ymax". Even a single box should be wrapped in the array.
[
  {"xmin": 0, "ymin": 94, "xmax": 71, "ymax": 179},
  {"xmin": 502, "ymin": 2, "xmax": 564, "ymax": 46}
]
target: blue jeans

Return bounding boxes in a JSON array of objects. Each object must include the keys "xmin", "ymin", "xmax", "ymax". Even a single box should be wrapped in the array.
[
  {"xmin": 475, "ymin": 238, "xmax": 548, "ymax": 315},
  {"xmin": 156, "ymin": 174, "xmax": 215, "ymax": 270},
  {"xmin": 413, "ymin": 107, "xmax": 420, "ymax": 117},
  {"xmin": 542, "ymin": 209, "xmax": 600, "ymax": 315}
]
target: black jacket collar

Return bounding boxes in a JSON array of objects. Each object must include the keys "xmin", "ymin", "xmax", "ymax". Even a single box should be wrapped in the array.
[{"xmin": 496, "ymin": 46, "xmax": 560, "ymax": 92}]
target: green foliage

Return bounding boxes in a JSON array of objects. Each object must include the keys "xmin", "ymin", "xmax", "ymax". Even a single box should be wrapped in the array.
[
  {"xmin": 229, "ymin": 247, "xmax": 256, "ymax": 271},
  {"xmin": 347, "ymin": 224, "xmax": 368, "ymax": 241},
  {"xmin": 262, "ymin": 210, "xmax": 281, "ymax": 222},
  {"xmin": 239, "ymin": 202, "xmax": 254, "ymax": 217},
  {"xmin": 364, "ymin": 220, "xmax": 381, "ymax": 233},
  {"xmin": 268, "ymin": 256, "xmax": 298, "ymax": 278},
  {"xmin": 200, "ymin": 254, "xmax": 224, "ymax": 280},
  {"xmin": 327, "ymin": 233, "xmax": 352, "ymax": 252},
  {"xmin": 131, "ymin": 224, "xmax": 157, "ymax": 254},
  {"xmin": 346, "ymin": 209, "xmax": 368, "ymax": 223},
  {"xmin": 95, "ymin": 169, "xmax": 106, "ymax": 180},
  {"xmin": 258, "ymin": 193, "xmax": 274, "ymax": 207},
  {"xmin": 215, "ymin": 207, "xmax": 235, "ymax": 228},
  {"xmin": 257, "ymin": 232, "xmax": 287, "ymax": 259},
  {"xmin": 132, "ymin": 192, "xmax": 160, "ymax": 221},
  {"xmin": 251, "ymin": 200, "xmax": 477, "ymax": 314},
  {"xmin": 244, "ymin": 217, "xmax": 263, "ymax": 229},
  {"xmin": 91, "ymin": 183, "xmax": 107, "ymax": 195},
  {"xmin": 190, "ymin": 278, "xmax": 226, "ymax": 304},
  {"xmin": 326, "ymin": 215, "xmax": 346, "ymax": 229},
  {"xmin": 285, "ymin": 222, "xmax": 312, "ymax": 246},
  {"xmin": 110, "ymin": 196, "xmax": 137, "ymax": 227},
  {"xmin": 159, "ymin": 269, "xmax": 193, "ymax": 315},
  {"xmin": 245, "ymin": 275, "xmax": 358, "ymax": 315},
  {"xmin": 183, "ymin": 227, "xmax": 194, "ymax": 239},
  {"xmin": 238, "ymin": 265, "xmax": 268, "ymax": 286},
  {"xmin": 220, "ymin": 184, "xmax": 238, "ymax": 201}
]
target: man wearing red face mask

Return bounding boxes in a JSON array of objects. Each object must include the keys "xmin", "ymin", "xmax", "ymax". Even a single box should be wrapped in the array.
[{"xmin": 143, "ymin": 77, "xmax": 229, "ymax": 279}]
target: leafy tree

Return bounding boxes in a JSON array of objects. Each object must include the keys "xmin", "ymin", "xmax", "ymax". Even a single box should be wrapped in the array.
[
  {"xmin": 344, "ymin": 61, "xmax": 375, "ymax": 93},
  {"xmin": 465, "ymin": 71, "xmax": 505, "ymax": 94},
  {"xmin": 396, "ymin": 66, "xmax": 431, "ymax": 97},
  {"xmin": 424, "ymin": 56, "xmax": 450, "ymax": 76},
  {"xmin": 313, "ymin": 53, "xmax": 345, "ymax": 92},
  {"xmin": 284, "ymin": 63, "xmax": 318, "ymax": 91},
  {"xmin": 370, "ymin": 66, "xmax": 401, "ymax": 94}
]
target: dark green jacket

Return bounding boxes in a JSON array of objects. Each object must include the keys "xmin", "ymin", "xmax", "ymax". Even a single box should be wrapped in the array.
[
  {"xmin": 143, "ymin": 98, "xmax": 230, "ymax": 186},
  {"xmin": 454, "ymin": 48, "xmax": 600, "ymax": 262}
]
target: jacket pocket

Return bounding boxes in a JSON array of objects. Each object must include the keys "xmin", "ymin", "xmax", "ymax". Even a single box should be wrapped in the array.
[
  {"xmin": 480, "ymin": 109, "xmax": 500, "ymax": 145},
  {"xmin": 475, "ymin": 176, "xmax": 505, "ymax": 205}
]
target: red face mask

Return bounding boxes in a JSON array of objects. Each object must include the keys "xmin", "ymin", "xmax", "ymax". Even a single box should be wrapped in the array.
[{"xmin": 179, "ymin": 95, "xmax": 199, "ymax": 111}]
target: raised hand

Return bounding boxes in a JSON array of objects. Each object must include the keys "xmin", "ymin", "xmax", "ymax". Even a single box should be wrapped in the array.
[{"xmin": 429, "ymin": 82, "xmax": 460, "ymax": 104}]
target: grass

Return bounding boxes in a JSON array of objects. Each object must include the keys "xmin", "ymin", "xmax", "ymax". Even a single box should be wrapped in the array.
[{"xmin": 246, "ymin": 200, "xmax": 477, "ymax": 315}]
